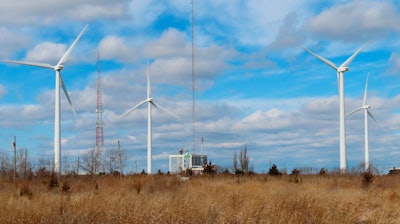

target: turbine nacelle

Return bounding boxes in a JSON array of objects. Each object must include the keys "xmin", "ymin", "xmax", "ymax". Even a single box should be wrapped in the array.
[
  {"xmin": 54, "ymin": 64, "xmax": 64, "ymax": 71},
  {"xmin": 363, "ymin": 105, "xmax": 371, "ymax": 110},
  {"xmin": 337, "ymin": 67, "xmax": 349, "ymax": 73}
]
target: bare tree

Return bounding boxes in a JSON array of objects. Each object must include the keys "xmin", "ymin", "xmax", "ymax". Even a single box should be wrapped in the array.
[
  {"xmin": 17, "ymin": 147, "xmax": 30, "ymax": 179},
  {"xmin": 38, "ymin": 157, "xmax": 52, "ymax": 171},
  {"xmin": 105, "ymin": 141, "xmax": 127, "ymax": 175},
  {"xmin": 233, "ymin": 151, "xmax": 238, "ymax": 173},
  {"xmin": 239, "ymin": 145, "xmax": 249, "ymax": 173},
  {"xmin": 105, "ymin": 147, "xmax": 118, "ymax": 173},
  {"xmin": 0, "ymin": 152, "xmax": 13, "ymax": 180},
  {"xmin": 80, "ymin": 148, "xmax": 97, "ymax": 174},
  {"xmin": 233, "ymin": 145, "xmax": 250, "ymax": 174}
]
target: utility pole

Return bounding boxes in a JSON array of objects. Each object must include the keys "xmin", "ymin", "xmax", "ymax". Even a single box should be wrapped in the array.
[
  {"xmin": 24, "ymin": 148, "xmax": 27, "ymax": 177},
  {"xmin": 200, "ymin": 137, "xmax": 204, "ymax": 166},
  {"xmin": 118, "ymin": 140, "xmax": 122, "ymax": 178},
  {"xmin": 77, "ymin": 156, "xmax": 80, "ymax": 174},
  {"xmin": 13, "ymin": 136, "xmax": 16, "ymax": 186}
]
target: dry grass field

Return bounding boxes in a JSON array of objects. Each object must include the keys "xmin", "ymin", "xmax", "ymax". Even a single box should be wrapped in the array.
[{"xmin": 1, "ymin": 173, "xmax": 400, "ymax": 223}]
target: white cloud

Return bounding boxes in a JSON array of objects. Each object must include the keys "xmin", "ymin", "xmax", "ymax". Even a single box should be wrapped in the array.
[
  {"xmin": 128, "ymin": 0, "xmax": 165, "ymax": 28},
  {"xmin": 0, "ymin": 0, "xmax": 129, "ymax": 25},
  {"xmin": 193, "ymin": 0, "xmax": 308, "ymax": 47},
  {"xmin": 0, "ymin": 27, "xmax": 30, "ymax": 58},
  {"xmin": 65, "ymin": 2, "xmax": 126, "ymax": 20},
  {"xmin": 307, "ymin": 1, "xmax": 400, "ymax": 41},
  {"xmin": 145, "ymin": 29, "xmax": 229, "ymax": 89},
  {"xmin": 99, "ymin": 36, "xmax": 134, "ymax": 62},
  {"xmin": 25, "ymin": 42, "xmax": 66, "ymax": 63},
  {"xmin": 0, "ymin": 84, "xmax": 7, "ymax": 99},
  {"xmin": 268, "ymin": 12, "xmax": 305, "ymax": 51},
  {"xmin": 386, "ymin": 53, "xmax": 400, "ymax": 75},
  {"xmin": 144, "ymin": 28, "xmax": 188, "ymax": 59}
]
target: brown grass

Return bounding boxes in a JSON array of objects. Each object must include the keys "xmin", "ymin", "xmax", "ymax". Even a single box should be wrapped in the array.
[{"xmin": 0, "ymin": 174, "xmax": 399, "ymax": 223}]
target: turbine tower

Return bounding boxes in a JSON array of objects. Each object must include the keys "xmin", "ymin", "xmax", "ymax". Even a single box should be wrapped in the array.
[
  {"xmin": 3, "ymin": 25, "xmax": 88, "ymax": 174},
  {"xmin": 304, "ymin": 40, "xmax": 371, "ymax": 172},
  {"xmin": 95, "ymin": 51, "xmax": 105, "ymax": 172},
  {"xmin": 347, "ymin": 74, "xmax": 384, "ymax": 171},
  {"xmin": 119, "ymin": 63, "xmax": 179, "ymax": 174}
]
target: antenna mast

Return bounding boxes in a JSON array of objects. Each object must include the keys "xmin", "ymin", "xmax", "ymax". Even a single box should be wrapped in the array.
[
  {"xmin": 191, "ymin": 0, "xmax": 196, "ymax": 155},
  {"xmin": 200, "ymin": 137, "xmax": 204, "ymax": 166},
  {"xmin": 95, "ymin": 51, "xmax": 105, "ymax": 172}
]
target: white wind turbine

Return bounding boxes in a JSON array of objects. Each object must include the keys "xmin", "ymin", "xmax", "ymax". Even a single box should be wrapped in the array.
[
  {"xmin": 119, "ymin": 64, "xmax": 179, "ymax": 174},
  {"xmin": 3, "ymin": 25, "xmax": 88, "ymax": 174},
  {"xmin": 304, "ymin": 41, "xmax": 371, "ymax": 172},
  {"xmin": 347, "ymin": 74, "xmax": 384, "ymax": 171}
]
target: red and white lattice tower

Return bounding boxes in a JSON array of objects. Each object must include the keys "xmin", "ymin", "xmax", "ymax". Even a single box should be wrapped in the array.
[{"xmin": 95, "ymin": 51, "xmax": 105, "ymax": 172}]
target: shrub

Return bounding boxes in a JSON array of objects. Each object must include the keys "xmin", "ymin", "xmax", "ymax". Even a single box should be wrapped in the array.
[
  {"xmin": 203, "ymin": 162, "xmax": 217, "ymax": 175},
  {"xmin": 291, "ymin": 169, "xmax": 300, "ymax": 176},
  {"xmin": 61, "ymin": 181, "xmax": 71, "ymax": 193},
  {"xmin": 36, "ymin": 167, "xmax": 50, "ymax": 179},
  {"xmin": 220, "ymin": 168, "xmax": 231, "ymax": 175},
  {"xmin": 48, "ymin": 173, "xmax": 59, "ymax": 190},
  {"xmin": 133, "ymin": 181, "xmax": 143, "ymax": 194},
  {"xmin": 362, "ymin": 171, "xmax": 374, "ymax": 187},
  {"xmin": 289, "ymin": 169, "xmax": 301, "ymax": 183},
  {"xmin": 268, "ymin": 164, "xmax": 281, "ymax": 176},
  {"xmin": 19, "ymin": 181, "xmax": 33, "ymax": 199},
  {"xmin": 185, "ymin": 168, "xmax": 194, "ymax": 176}
]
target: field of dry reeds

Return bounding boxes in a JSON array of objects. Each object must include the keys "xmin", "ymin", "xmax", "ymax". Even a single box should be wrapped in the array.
[{"xmin": 1, "ymin": 173, "xmax": 400, "ymax": 223}]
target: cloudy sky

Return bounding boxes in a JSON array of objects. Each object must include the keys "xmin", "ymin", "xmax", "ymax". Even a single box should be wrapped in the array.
[{"xmin": 1, "ymin": 0, "xmax": 400, "ymax": 174}]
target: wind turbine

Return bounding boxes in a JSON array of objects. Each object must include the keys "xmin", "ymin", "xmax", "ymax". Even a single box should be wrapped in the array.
[
  {"xmin": 347, "ymin": 74, "xmax": 384, "ymax": 171},
  {"xmin": 119, "ymin": 63, "xmax": 179, "ymax": 174},
  {"xmin": 3, "ymin": 25, "xmax": 88, "ymax": 174},
  {"xmin": 304, "ymin": 40, "xmax": 371, "ymax": 172}
]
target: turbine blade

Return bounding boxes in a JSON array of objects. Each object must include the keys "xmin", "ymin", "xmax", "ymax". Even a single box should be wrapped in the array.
[
  {"xmin": 57, "ymin": 24, "xmax": 88, "ymax": 66},
  {"xmin": 118, "ymin": 99, "xmax": 148, "ymax": 120},
  {"xmin": 151, "ymin": 101, "xmax": 179, "ymax": 119},
  {"xmin": 60, "ymin": 75, "xmax": 77, "ymax": 118},
  {"xmin": 363, "ymin": 73, "xmax": 369, "ymax": 106},
  {"xmin": 346, "ymin": 107, "xmax": 363, "ymax": 117},
  {"xmin": 303, "ymin": 48, "xmax": 338, "ymax": 70},
  {"xmin": 147, "ymin": 61, "xmax": 151, "ymax": 99},
  {"xmin": 340, "ymin": 40, "xmax": 372, "ymax": 68},
  {"xmin": 3, "ymin": 60, "xmax": 54, "ymax": 69},
  {"xmin": 367, "ymin": 111, "xmax": 385, "ymax": 130}
]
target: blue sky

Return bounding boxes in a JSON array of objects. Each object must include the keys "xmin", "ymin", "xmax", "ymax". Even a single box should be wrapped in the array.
[{"xmin": 1, "ymin": 0, "xmax": 400, "ymax": 173}]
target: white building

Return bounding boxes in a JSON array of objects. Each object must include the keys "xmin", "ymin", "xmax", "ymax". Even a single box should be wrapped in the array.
[{"xmin": 169, "ymin": 149, "xmax": 207, "ymax": 174}]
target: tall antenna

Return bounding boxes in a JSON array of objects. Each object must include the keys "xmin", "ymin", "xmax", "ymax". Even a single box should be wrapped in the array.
[
  {"xmin": 95, "ymin": 51, "xmax": 105, "ymax": 172},
  {"xmin": 200, "ymin": 137, "xmax": 204, "ymax": 166},
  {"xmin": 191, "ymin": 0, "xmax": 196, "ymax": 155}
]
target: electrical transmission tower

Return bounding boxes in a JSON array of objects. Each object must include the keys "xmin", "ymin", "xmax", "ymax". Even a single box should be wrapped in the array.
[{"xmin": 95, "ymin": 51, "xmax": 105, "ymax": 172}]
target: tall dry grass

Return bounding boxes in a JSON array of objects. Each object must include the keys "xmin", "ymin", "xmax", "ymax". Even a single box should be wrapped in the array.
[{"xmin": 0, "ymin": 174, "xmax": 399, "ymax": 223}]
